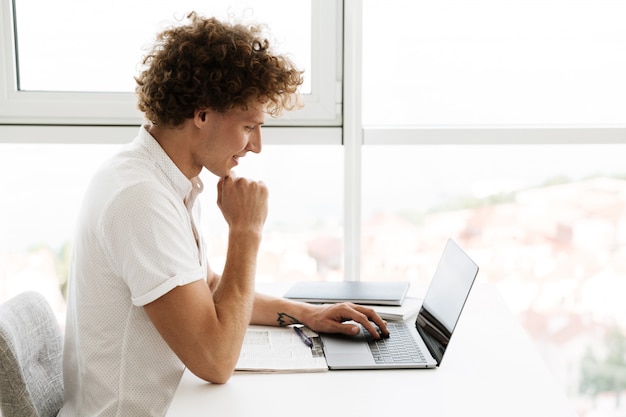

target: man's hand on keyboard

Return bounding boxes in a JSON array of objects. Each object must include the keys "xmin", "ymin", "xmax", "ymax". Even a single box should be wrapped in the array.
[{"xmin": 300, "ymin": 302, "xmax": 390, "ymax": 339}]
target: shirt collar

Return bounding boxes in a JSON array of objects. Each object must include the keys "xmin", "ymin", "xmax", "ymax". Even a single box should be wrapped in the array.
[{"xmin": 136, "ymin": 125, "xmax": 204, "ymax": 205}]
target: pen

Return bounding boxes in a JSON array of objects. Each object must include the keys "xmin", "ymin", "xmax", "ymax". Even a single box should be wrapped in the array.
[{"xmin": 293, "ymin": 326, "xmax": 313, "ymax": 348}]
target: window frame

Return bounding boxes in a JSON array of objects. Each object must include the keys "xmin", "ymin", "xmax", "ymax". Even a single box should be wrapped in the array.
[
  {"xmin": 362, "ymin": 126, "xmax": 626, "ymax": 145},
  {"xmin": 0, "ymin": 0, "xmax": 342, "ymax": 127},
  {"xmin": 3, "ymin": 0, "xmax": 626, "ymax": 277}
]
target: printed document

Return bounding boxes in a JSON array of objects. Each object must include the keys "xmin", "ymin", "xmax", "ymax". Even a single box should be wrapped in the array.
[{"xmin": 235, "ymin": 325, "xmax": 328, "ymax": 373}]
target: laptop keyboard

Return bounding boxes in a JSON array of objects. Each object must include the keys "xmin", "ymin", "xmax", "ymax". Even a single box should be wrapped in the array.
[{"xmin": 366, "ymin": 322, "xmax": 426, "ymax": 364}]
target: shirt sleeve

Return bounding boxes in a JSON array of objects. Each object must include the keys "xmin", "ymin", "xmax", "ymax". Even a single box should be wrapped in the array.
[{"xmin": 99, "ymin": 181, "xmax": 206, "ymax": 306}]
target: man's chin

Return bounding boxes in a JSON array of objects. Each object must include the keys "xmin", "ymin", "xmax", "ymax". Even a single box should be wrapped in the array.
[
  {"xmin": 222, "ymin": 169, "xmax": 236, "ymax": 179},
  {"xmin": 206, "ymin": 166, "xmax": 232, "ymax": 178}
]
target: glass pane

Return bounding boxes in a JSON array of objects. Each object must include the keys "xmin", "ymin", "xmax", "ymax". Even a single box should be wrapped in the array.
[
  {"xmin": 0, "ymin": 142, "xmax": 342, "ymax": 323},
  {"xmin": 14, "ymin": 0, "xmax": 311, "ymax": 93},
  {"xmin": 0, "ymin": 143, "xmax": 118, "ymax": 323},
  {"xmin": 362, "ymin": 0, "xmax": 626, "ymax": 126},
  {"xmin": 199, "ymin": 145, "xmax": 344, "ymax": 283},
  {"xmin": 362, "ymin": 143, "xmax": 626, "ymax": 415}
]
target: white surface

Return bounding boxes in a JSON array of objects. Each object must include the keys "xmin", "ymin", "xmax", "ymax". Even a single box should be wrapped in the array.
[{"xmin": 167, "ymin": 284, "xmax": 577, "ymax": 417}]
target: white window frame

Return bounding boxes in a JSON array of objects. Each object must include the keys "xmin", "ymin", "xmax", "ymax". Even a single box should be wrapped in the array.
[
  {"xmin": 363, "ymin": 126, "xmax": 626, "ymax": 145},
  {"xmin": 4, "ymin": 0, "xmax": 626, "ymax": 281},
  {"xmin": 0, "ymin": 0, "xmax": 342, "ymax": 128}
]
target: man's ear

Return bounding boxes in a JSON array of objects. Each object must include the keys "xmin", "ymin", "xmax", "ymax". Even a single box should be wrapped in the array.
[{"xmin": 194, "ymin": 109, "xmax": 207, "ymax": 128}]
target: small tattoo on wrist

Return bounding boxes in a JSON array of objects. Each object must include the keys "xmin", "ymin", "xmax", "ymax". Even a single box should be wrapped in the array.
[{"xmin": 277, "ymin": 312, "xmax": 301, "ymax": 327}]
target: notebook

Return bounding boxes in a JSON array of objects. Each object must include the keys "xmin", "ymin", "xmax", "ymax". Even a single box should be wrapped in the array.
[
  {"xmin": 320, "ymin": 238, "xmax": 479, "ymax": 369},
  {"xmin": 283, "ymin": 281, "xmax": 410, "ymax": 306}
]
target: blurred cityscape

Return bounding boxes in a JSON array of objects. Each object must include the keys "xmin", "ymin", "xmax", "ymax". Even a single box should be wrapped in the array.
[{"xmin": 2, "ymin": 175, "xmax": 626, "ymax": 417}]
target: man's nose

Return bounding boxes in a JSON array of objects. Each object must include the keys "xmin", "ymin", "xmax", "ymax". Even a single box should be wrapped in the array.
[{"xmin": 246, "ymin": 127, "xmax": 262, "ymax": 154}]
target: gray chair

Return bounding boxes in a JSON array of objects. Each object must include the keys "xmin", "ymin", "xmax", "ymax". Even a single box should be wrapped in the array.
[{"xmin": 0, "ymin": 291, "xmax": 64, "ymax": 417}]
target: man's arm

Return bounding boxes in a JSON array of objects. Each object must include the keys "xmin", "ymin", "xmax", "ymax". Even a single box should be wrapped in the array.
[
  {"xmin": 144, "ymin": 176, "xmax": 267, "ymax": 384},
  {"xmin": 143, "ymin": 230, "xmax": 259, "ymax": 384},
  {"xmin": 250, "ymin": 292, "xmax": 390, "ymax": 339}
]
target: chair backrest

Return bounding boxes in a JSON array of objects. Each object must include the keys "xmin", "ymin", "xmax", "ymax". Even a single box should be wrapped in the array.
[{"xmin": 0, "ymin": 291, "xmax": 64, "ymax": 417}]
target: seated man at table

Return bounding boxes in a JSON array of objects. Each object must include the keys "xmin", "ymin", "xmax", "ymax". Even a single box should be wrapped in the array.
[{"xmin": 58, "ymin": 12, "xmax": 388, "ymax": 417}]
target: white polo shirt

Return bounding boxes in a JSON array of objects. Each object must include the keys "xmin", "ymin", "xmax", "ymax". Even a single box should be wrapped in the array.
[{"xmin": 60, "ymin": 126, "xmax": 207, "ymax": 417}]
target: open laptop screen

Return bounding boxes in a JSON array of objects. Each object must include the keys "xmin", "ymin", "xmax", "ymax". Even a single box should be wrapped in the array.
[{"xmin": 415, "ymin": 239, "xmax": 479, "ymax": 365}]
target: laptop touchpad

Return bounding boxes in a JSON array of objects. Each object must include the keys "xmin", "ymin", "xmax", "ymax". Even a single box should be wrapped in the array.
[{"xmin": 323, "ymin": 334, "xmax": 371, "ymax": 355}]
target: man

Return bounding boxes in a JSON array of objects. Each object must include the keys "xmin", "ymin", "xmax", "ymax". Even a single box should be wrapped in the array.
[{"xmin": 60, "ymin": 13, "xmax": 388, "ymax": 417}]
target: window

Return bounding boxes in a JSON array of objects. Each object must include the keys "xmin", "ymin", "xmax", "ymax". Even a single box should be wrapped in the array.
[
  {"xmin": 0, "ymin": 0, "xmax": 340, "ymax": 126},
  {"xmin": 200, "ymin": 144, "xmax": 345, "ymax": 282},
  {"xmin": 362, "ymin": 0, "xmax": 626, "ymax": 127},
  {"xmin": 360, "ymin": 1, "xmax": 626, "ymax": 415},
  {"xmin": 14, "ymin": 2, "xmax": 312, "ymax": 94},
  {"xmin": 360, "ymin": 143, "xmax": 626, "ymax": 413}
]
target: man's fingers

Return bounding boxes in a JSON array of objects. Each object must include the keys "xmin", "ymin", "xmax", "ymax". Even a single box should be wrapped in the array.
[
  {"xmin": 354, "ymin": 305, "xmax": 389, "ymax": 337},
  {"xmin": 330, "ymin": 303, "xmax": 388, "ymax": 339},
  {"xmin": 344, "ymin": 304, "xmax": 389, "ymax": 339}
]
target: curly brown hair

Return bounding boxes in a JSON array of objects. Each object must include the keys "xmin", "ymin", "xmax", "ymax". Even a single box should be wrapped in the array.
[{"xmin": 135, "ymin": 12, "xmax": 304, "ymax": 126}]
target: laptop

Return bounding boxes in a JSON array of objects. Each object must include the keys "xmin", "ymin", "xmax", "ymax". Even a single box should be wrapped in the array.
[{"xmin": 319, "ymin": 238, "xmax": 479, "ymax": 369}]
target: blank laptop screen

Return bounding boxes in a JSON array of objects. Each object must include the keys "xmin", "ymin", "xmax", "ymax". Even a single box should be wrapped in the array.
[{"xmin": 415, "ymin": 240, "xmax": 478, "ymax": 364}]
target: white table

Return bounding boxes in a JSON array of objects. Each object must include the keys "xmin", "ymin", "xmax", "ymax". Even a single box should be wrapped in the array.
[{"xmin": 167, "ymin": 284, "xmax": 577, "ymax": 417}]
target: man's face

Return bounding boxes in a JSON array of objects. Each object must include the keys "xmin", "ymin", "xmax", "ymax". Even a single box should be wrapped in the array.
[{"xmin": 194, "ymin": 106, "xmax": 265, "ymax": 178}]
